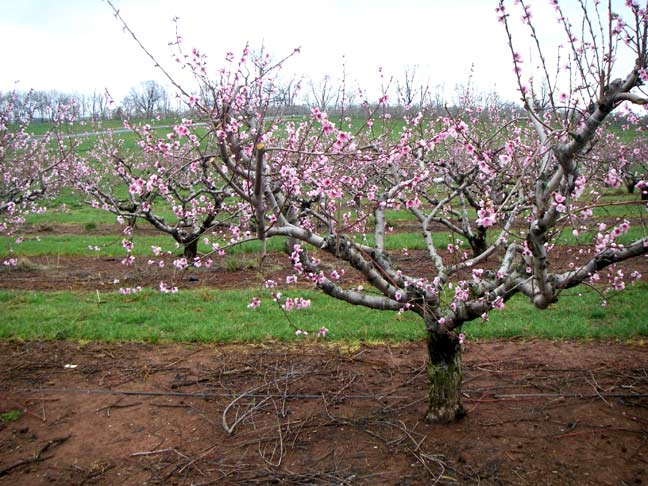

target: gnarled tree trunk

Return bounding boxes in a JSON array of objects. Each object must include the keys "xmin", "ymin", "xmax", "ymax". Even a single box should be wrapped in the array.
[
  {"xmin": 183, "ymin": 238, "xmax": 198, "ymax": 260},
  {"xmin": 425, "ymin": 331, "xmax": 465, "ymax": 423}
]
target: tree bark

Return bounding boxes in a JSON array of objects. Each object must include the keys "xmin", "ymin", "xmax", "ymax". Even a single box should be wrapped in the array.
[
  {"xmin": 183, "ymin": 238, "xmax": 198, "ymax": 260},
  {"xmin": 425, "ymin": 331, "xmax": 466, "ymax": 423},
  {"xmin": 468, "ymin": 232, "xmax": 487, "ymax": 257}
]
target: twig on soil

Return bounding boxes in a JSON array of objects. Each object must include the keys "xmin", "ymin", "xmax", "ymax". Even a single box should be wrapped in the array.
[
  {"xmin": 465, "ymin": 392, "xmax": 648, "ymax": 400},
  {"xmin": 150, "ymin": 402, "xmax": 191, "ymax": 408},
  {"xmin": 0, "ymin": 435, "xmax": 71, "ymax": 478},
  {"xmin": 223, "ymin": 395, "xmax": 271, "ymax": 436},
  {"xmin": 95, "ymin": 398, "xmax": 142, "ymax": 416},
  {"xmin": 587, "ymin": 370, "xmax": 612, "ymax": 407},
  {"xmin": 257, "ymin": 400, "xmax": 285, "ymax": 468},
  {"xmin": 16, "ymin": 386, "xmax": 402, "ymax": 400},
  {"xmin": 320, "ymin": 394, "xmax": 450, "ymax": 483},
  {"xmin": 130, "ymin": 447, "xmax": 190, "ymax": 460}
]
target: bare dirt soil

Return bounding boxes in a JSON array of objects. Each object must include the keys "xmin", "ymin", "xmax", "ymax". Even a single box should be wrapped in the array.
[
  {"xmin": 2, "ymin": 248, "xmax": 648, "ymax": 293},
  {"xmin": 0, "ymin": 340, "xmax": 646, "ymax": 485}
]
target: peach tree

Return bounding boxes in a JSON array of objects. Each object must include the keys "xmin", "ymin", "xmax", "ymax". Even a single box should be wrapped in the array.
[
  {"xmin": 0, "ymin": 91, "xmax": 77, "ymax": 265},
  {"xmin": 93, "ymin": 0, "xmax": 648, "ymax": 422}
]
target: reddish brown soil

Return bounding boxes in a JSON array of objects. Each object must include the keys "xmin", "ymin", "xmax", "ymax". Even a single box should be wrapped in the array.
[
  {"xmin": 0, "ymin": 340, "xmax": 646, "ymax": 485},
  {"xmin": 3, "ymin": 248, "xmax": 648, "ymax": 293}
]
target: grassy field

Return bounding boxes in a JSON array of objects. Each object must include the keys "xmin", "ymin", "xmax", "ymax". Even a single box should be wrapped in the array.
[{"xmin": 1, "ymin": 282, "xmax": 646, "ymax": 343}]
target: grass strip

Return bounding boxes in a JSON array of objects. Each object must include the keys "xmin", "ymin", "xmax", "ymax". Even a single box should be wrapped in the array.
[{"xmin": 0, "ymin": 284, "xmax": 646, "ymax": 343}]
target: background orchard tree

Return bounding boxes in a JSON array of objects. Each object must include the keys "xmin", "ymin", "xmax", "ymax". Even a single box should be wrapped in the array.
[
  {"xmin": 104, "ymin": 0, "xmax": 648, "ymax": 422},
  {"xmin": 74, "ymin": 117, "xmax": 243, "ymax": 261},
  {"xmin": 593, "ymin": 129, "xmax": 648, "ymax": 197},
  {"xmin": 0, "ymin": 91, "xmax": 77, "ymax": 264}
]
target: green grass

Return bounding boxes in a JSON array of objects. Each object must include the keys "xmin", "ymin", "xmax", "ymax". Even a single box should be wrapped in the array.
[
  {"xmin": 0, "ymin": 231, "xmax": 465, "ymax": 257},
  {"xmin": 0, "ymin": 410, "xmax": 24, "ymax": 423},
  {"xmin": 463, "ymin": 283, "xmax": 648, "ymax": 340},
  {"xmin": 0, "ymin": 234, "xmax": 180, "ymax": 257},
  {"xmin": 0, "ymin": 234, "xmax": 291, "ymax": 257},
  {"xmin": 554, "ymin": 224, "xmax": 646, "ymax": 246},
  {"xmin": 13, "ymin": 117, "xmax": 180, "ymax": 137},
  {"xmin": 0, "ymin": 288, "xmax": 423, "ymax": 343},
  {"xmin": 0, "ymin": 284, "xmax": 646, "ymax": 344}
]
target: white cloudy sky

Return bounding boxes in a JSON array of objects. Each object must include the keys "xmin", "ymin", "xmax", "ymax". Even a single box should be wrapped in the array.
[{"xmin": 0, "ymin": 0, "xmax": 634, "ymax": 104}]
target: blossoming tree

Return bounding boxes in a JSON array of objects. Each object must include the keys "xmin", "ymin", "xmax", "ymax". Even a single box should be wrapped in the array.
[
  {"xmin": 74, "ymin": 118, "xmax": 241, "ymax": 261},
  {"xmin": 101, "ymin": 0, "xmax": 648, "ymax": 422},
  {"xmin": 593, "ymin": 129, "xmax": 648, "ymax": 197},
  {"xmin": 0, "ymin": 91, "xmax": 77, "ymax": 264}
]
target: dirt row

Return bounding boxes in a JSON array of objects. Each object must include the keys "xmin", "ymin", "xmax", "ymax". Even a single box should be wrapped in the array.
[{"xmin": 1, "ymin": 340, "xmax": 647, "ymax": 485}]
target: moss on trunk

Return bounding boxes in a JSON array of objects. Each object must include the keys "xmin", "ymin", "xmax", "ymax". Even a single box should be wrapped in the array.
[{"xmin": 425, "ymin": 331, "xmax": 466, "ymax": 423}]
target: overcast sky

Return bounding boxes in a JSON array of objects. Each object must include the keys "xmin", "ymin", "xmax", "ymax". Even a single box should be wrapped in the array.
[{"xmin": 0, "ymin": 0, "xmax": 631, "ymax": 104}]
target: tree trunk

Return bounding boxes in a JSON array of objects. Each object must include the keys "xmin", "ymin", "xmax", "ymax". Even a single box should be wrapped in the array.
[
  {"xmin": 183, "ymin": 238, "xmax": 198, "ymax": 260},
  {"xmin": 425, "ymin": 331, "xmax": 466, "ymax": 423},
  {"xmin": 469, "ymin": 226, "xmax": 488, "ymax": 257},
  {"xmin": 468, "ymin": 234, "xmax": 487, "ymax": 257}
]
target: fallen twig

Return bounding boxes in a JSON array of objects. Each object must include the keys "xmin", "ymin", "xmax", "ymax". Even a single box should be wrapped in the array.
[{"xmin": 0, "ymin": 435, "xmax": 71, "ymax": 478}]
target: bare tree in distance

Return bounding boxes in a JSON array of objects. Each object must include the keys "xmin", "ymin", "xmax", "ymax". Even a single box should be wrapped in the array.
[
  {"xmin": 123, "ymin": 80, "xmax": 170, "ymax": 118},
  {"xmin": 396, "ymin": 65, "xmax": 432, "ymax": 111},
  {"xmin": 309, "ymin": 75, "xmax": 338, "ymax": 112}
]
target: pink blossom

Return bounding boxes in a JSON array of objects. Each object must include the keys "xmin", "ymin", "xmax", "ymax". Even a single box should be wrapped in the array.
[
  {"xmin": 491, "ymin": 296, "xmax": 505, "ymax": 310},
  {"xmin": 283, "ymin": 297, "xmax": 311, "ymax": 311},
  {"xmin": 455, "ymin": 286, "xmax": 469, "ymax": 302},
  {"xmin": 640, "ymin": 68, "xmax": 648, "ymax": 83},
  {"xmin": 173, "ymin": 258, "xmax": 188, "ymax": 270},
  {"xmin": 128, "ymin": 178, "xmax": 144, "ymax": 195},
  {"xmin": 311, "ymin": 107, "xmax": 326, "ymax": 122},
  {"xmin": 336, "ymin": 131, "xmax": 351, "ymax": 145},
  {"xmin": 159, "ymin": 282, "xmax": 178, "ymax": 294},
  {"xmin": 317, "ymin": 327, "xmax": 329, "ymax": 338},
  {"xmin": 247, "ymin": 297, "xmax": 261, "ymax": 309},
  {"xmin": 604, "ymin": 168, "xmax": 621, "ymax": 188},
  {"xmin": 322, "ymin": 120, "xmax": 335, "ymax": 135},
  {"xmin": 476, "ymin": 208, "xmax": 495, "ymax": 228},
  {"xmin": 120, "ymin": 255, "xmax": 135, "ymax": 266},
  {"xmin": 405, "ymin": 197, "xmax": 420, "ymax": 209},
  {"xmin": 173, "ymin": 125, "xmax": 189, "ymax": 137}
]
